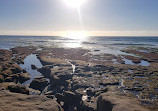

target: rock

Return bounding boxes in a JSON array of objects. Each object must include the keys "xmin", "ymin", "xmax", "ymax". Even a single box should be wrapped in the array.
[
  {"xmin": 4, "ymin": 77, "xmax": 14, "ymax": 82},
  {"xmin": 31, "ymin": 64, "xmax": 37, "ymax": 69},
  {"xmin": 45, "ymin": 91, "xmax": 54, "ymax": 95},
  {"xmin": 37, "ymin": 66, "xmax": 51, "ymax": 78},
  {"xmin": 19, "ymin": 73, "xmax": 30, "ymax": 83},
  {"xmin": 8, "ymin": 83, "xmax": 29, "ymax": 95},
  {"xmin": 62, "ymin": 91, "xmax": 78, "ymax": 110},
  {"xmin": 0, "ymin": 90, "xmax": 64, "ymax": 111},
  {"xmin": 64, "ymin": 91, "xmax": 76, "ymax": 104},
  {"xmin": 97, "ymin": 93, "xmax": 150, "ymax": 111},
  {"xmin": 97, "ymin": 95, "xmax": 114, "ymax": 111},
  {"xmin": 0, "ymin": 75, "xmax": 4, "ymax": 83},
  {"xmin": 50, "ymin": 73, "xmax": 72, "ymax": 91},
  {"xmin": 30, "ymin": 76, "xmax": 48, "ymax": 91},
  {"xmin": 10, "ymin": 64, "xmax": 23, "ymax": 74}
]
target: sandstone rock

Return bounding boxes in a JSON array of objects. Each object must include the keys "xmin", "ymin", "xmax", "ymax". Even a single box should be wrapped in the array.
[
  {"xmin": 30, "ymin": 76, "xmax": 48, "ymax": 91},
  {"xmin": 8, "ymin": 83, "xmax": 29, "ymax": 95},
  {"xmin": 97, "ymin": 93, "xmax": 150, "ymax": 111},
  {"xmin": 0, "ymin": 90, "xmax": 63, "ymax": 111}
]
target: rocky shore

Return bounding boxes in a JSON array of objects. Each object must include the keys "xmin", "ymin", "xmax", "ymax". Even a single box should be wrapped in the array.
[{"xmin": 0, "ymin": 46, "xmax": 158, "ymax": 111}]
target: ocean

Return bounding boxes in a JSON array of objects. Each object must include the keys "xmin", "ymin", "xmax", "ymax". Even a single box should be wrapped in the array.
[{"xmin": 0, "ymin": 35, "xmax": 158, "ymax": 55}]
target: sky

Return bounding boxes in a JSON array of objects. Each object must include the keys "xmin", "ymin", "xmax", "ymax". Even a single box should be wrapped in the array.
[{"xmin": 0, "ymin": 0, "xmax": 158, "ymax": 36}]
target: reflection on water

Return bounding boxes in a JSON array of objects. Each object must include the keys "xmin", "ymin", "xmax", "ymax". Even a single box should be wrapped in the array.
[
  {"xmin": 20, "ymin": 54, "xmax": 43, "ymax": 85},
  {"xmin": 64, "ymin": 42, "xmax": 82, "ymax": 48}
]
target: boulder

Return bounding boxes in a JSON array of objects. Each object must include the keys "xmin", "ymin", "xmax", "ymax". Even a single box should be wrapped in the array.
[
  {"xmin": 31, "ymin": 64, "xmax": 37, "ymax": 69},
  {"xmin": 19, "ymin": 73, "xmax": 31, "ymax": 83},
  {"xmin": 30, "ymin": 76, "xmax": 48, "ymax": 91},
  {"xmin": 8, "ymin": 83, "xmax": 29, "ymax": 95}
]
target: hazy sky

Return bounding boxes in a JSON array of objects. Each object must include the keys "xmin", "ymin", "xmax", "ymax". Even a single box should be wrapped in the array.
[{"xmin": 0, "ymin": 0, "xmax": 158, "ymax": 36}]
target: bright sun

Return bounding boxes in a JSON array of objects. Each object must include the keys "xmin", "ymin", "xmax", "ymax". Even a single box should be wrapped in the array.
[{"xmin": 63, "ymin": 0, "xmax": 87, "ymax": 8}]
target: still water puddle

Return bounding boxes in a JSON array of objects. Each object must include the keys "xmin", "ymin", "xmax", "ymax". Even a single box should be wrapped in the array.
[
  {"xmin": 122, "ymin": 56, "xmax": 150, "ymax": 66},
  {"xmin": 20, "ymin": 54, "xmax": 43, "ymax": 85}
]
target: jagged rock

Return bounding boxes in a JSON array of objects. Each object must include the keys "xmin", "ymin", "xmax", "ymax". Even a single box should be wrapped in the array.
[
  {"xmin": 30, "ymin": 76, "xmax": 48, "ymax": 91},
  {"xmin": 19, "ymin": 73, "xmax": 30, "ymax": 83},
  {"xmin": 8, "ymin": 83, "xmax": 29, "ymax": 95},
  {"xmin": 31, "ymin": 64, "xmax": 37, "ymax": 69}
]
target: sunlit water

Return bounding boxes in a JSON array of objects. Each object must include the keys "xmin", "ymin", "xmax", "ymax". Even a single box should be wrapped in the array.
[{"xmin": 0, "ymin": 36, "xmax": 158, "ymax": 56}]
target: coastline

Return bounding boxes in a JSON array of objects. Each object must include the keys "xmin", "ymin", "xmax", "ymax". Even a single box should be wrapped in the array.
[{"xmin": 0, "ymin": 45, "xmax": 158, "ymax": 111}]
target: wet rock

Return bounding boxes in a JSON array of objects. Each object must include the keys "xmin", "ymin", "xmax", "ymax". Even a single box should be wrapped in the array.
[
  {"xmin": 37, "ymin": 66, "xmax": 51, "ymax": 78},
  {"xmin": 31, "ymin": 64, "xmax": 37, "ymax": 69},
  {"xmin": 8, "ymin": 83, "xmax": 29, "ymax": 95},
  {"xmin": 30, "ymin": 76, "xmax": 48, "ymax": 91},
  {"xmin": 19, "ymin": 73, "xmax": 31, "ymax": 84}
]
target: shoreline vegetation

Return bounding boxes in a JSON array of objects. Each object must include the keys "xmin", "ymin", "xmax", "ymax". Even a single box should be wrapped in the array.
[{"xmin": 0, "ymin": 45, "xmax": 158, "ymax": 111}]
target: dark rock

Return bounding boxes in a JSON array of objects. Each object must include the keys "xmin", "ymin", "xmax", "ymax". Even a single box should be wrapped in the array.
[
  {"xmin": 8, "ymin": 83, "xmax": 29, "ymax": 95},
  {"xmin": 19, "ymin": 73, "xmax": 31, "ymax": 83},
  {"xmin": 97, "ymin": 95, "xmax": 113, "ymax": 111},
  {"xmin": 31, "ymin": 64, "xmax": 37, "ymax": 69},
  {"xmin": 30, "ymin": 76, "xmax": 48, "ymax": 91},
  {"xmin": 64, "ymin": 91, "xmax": 76, "ymax": 104},
  {"xmin": 10, "ymin": 64, "xmax": 22, "ymax": 74},
  {"xmin": 37, "ymin": 66, "xmax": 51, "ymax": 78},
  {"xmin": 50, "ymin": 73, "xmax": 72, "ymax": 91}
]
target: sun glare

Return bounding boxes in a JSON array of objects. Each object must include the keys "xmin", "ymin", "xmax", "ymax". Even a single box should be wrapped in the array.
[
  {"xmin": 63, "ymin": 0, "xmax": 87, "ymax": 8},
  {"xmin": 62, "ymin": 31, "xmax": 87, "ymax": 40}
]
